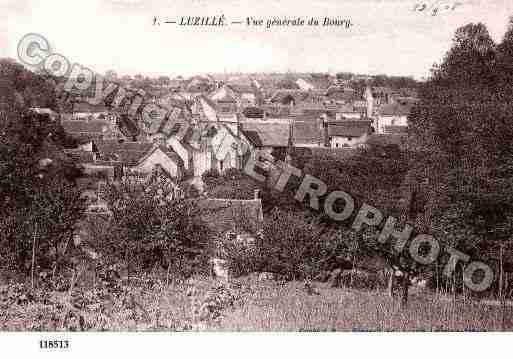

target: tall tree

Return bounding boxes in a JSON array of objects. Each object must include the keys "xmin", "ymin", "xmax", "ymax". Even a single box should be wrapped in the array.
[
  {"xmin": 432, "ymin": 23, "xmax": 496, "ymax": 90},
  {"xmin": 0, "ymin": 58, "xmax": 85, "ymax": 278}
]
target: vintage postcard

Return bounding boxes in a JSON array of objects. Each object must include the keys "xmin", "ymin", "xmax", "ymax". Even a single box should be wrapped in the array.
[{"xmin": 1, "ymin": 0, "xmax": 513, "ymax": 357}]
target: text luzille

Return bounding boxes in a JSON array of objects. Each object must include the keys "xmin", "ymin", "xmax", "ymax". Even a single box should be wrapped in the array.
[{"xmin": 178, "ymin": 15, "xmax": 226, "ymax": 26}]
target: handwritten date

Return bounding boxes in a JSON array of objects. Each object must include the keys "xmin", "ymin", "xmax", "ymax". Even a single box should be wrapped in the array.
[{"xmin": 413, "ymin": 1, "xmax": 463, "ymax": 16}]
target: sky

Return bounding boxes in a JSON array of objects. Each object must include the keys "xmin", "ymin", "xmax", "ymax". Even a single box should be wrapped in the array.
[{"xmin": 2, "ymin": 0, "xmax": 513, "ymax": 79}]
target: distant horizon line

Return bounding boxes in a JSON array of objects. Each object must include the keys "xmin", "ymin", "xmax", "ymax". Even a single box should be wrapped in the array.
[{"xmin": 5, "ymin": 54, "xmax": 428, "ymax": 82}]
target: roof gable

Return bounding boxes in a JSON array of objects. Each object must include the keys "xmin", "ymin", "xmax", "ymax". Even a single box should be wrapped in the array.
[{"xmin": 133, "ymin": 145, "xmax": 183, "ymax": 177}]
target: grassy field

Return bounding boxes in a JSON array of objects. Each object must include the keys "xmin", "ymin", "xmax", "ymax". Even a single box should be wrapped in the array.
[{"xmin": 1, "ymin": 275, "xmax": 511, "ymax": 331}]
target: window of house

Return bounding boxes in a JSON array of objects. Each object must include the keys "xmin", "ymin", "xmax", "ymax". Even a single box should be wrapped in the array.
[{"xmin": 219, "ymin": 160, "xmax": 224, "ymax": 172}]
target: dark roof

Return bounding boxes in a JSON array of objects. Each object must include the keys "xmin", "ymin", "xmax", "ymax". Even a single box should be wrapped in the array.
[
  {"xmin": 94, "ymin": 140, "xmax": 154, "ymax": 165},
  {"xmin": 242, "ymin": 106, "xmax": 265, "ymax": 119},
  {"xmin": 293, "ymin": 121, "xmax": 323, "ymax": 145},
  {"xmin": 384, "ymin": 125, "xmax": 408, "ymax": 134},
  {"xmin": 197, "ymin": 198, "xmax": 263, "ymax": 234},
  {"xmin": 241, "ymin": 122, "xmax": 290, "ymax": 147},
  {"xmin": 380, "ymin": 102, "xmax": 412, "ymax": 116},
  {"xmin": 290, "ymin": 105, "xmax": 337, "ymax": 119},
  {"xmin": 269, "ymin": 90, "xmax": 310, "ymax": 104},
  {"xmin": 326, "ymin": 86, "xmax": 357, "ymax": 102},
  {"xmin": 61, "ymin": 119, "xmax": 111, "ymax": 134},
  {"xmin": 327, "ymin": 120, "xmax": 371, "ymax": 138},
  {"xmin": 134, "ymin": 145, "xmax": 183, "ymax": 169},
  {"xmin": 117, "ymin": 114, "xmax": 141, "ymax": 139},
  {"xmin": 95, "ymin": 140, "xmax": 153, "ymax": 153}
]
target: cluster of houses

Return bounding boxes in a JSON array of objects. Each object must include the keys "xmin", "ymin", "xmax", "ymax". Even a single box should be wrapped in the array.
[{"xmin": 49, "ymin": 74, "xmax": 416, "ymax": 218}]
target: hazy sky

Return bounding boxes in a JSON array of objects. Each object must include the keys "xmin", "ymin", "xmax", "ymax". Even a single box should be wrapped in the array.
[{"xmin": 3, "ymin": 0, "xmax": 513, "ymax": 79}]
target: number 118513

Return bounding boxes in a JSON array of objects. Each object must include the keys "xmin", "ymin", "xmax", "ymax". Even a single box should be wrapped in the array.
[{"xmin": 39, "ymin": 340, "xmax": 69, "ymax": 349}]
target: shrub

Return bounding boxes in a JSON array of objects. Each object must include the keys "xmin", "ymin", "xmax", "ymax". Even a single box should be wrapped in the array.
[
  {"xmin": 103, "ymin": 175, "xmax": 212, "ymax": 280},
  {"xmin": 201, "ymin": 169, "xmax": 222, "ymax": 188},
  {"xmin": 329, "ymin": 269, "xmax": 379, "ymax": 290},
  {"xmin": 216, "ymin": 232, "xmax": 259, "ymax": 278},
  {"xmin": 221, "ymin": 209, "xmax": 340, "ymax": 281}
]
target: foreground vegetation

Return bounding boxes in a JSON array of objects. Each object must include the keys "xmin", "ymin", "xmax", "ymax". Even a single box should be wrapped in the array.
[{"xmin": 1, "ymin": 275, "xmax": 511, "ymax": 331}]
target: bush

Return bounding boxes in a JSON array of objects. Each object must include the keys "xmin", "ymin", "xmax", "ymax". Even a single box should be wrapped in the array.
[
  {"xmin": 329, "ymin": 269, "xmax": 379, "ymax": 290},
  {"xmin": 103, "ymin": 175, "xmax": 212, "ymax": 280},
  {"xmin": 201, "ymin": 169, "xmax": 222, "ymax": 188},
  {"xmin": 222, "ymin": 209, "xmax": 344, "ymax": 281},
  {"xmin": 215, "ymin": 232, "xmax": 259, "ymax": 278}
]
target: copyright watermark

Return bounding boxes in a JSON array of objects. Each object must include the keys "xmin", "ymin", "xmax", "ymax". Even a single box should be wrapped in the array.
[{"xmin": 18, "ymin": 32, "xmax": 495, "ymax": 292}]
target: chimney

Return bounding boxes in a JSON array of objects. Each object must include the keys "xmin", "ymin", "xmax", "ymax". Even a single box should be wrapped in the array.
[{"xmin": 254, "ymin": 189, "xmax": 260, "ymax": 200}]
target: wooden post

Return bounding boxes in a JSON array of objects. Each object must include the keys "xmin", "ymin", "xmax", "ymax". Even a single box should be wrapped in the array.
[
  {"xmin": 400, "ymin": 272, "xmax": 409, "ymax": 308},
  {"xmin": 436, "ymin": 263, "xmax": 439, "ymax": 297},
  {"xmin": 462, "ymin": 266, "xmax": 466, "ymax": 305},
  {"xmin": 387, "ymin": 269, "xmax": 394, "ymax": 297},
  {"xmin": 506, "ymin": 272, "xmax": 509, "ymax": 300},
  {"xmin": 499, "ymin": 243, "xmax": 504, "ymax": 300},
  {"xmin": 500, "ymin": 244, "xmax": 506, "ymax": 330},
  {"xmin": 452, "ymin": 271, "xmax": 456, "ymax": 303},
  {"xmin": 31, "ymin": 223, "xmax": 38, "ymax": 290},
  {"xmin": 350, "ymin": 254, "xmax": 355, "ymax": 288}
]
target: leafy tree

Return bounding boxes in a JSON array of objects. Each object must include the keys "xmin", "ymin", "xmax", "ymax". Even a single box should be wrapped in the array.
[
  {"xmin": 104, "ymin": 173, "xmax": 211, "ymax": 280},
  {"xmin": 431, "ymin": 23, "xmax": 496, "ymax": 89},
  {"xmin": 0, "ymin": 59, "xmax": 85, "ymax": 280},
  {"xmin": 253, "ymin": 209, "xmax": 332, "ymax": 280},
  {"xmin": 407, "ymin": 21, "xmax": 513, "ymax": 299}
]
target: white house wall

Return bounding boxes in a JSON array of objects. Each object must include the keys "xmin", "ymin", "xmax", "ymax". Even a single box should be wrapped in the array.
[
  {"xmin": 133, "ymin": 148, "xmax": 181, "ymax": 178},
  {"xmin": 193, "ymin": 150, "xmax": 212, "ymax": 177},
  {"xmin": 377, "ymin": 115, "xmax": 408, "ymax": 133}
]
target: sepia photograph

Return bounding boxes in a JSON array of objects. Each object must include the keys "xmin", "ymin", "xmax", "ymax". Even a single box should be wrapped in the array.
[{"xmin": 1, "ymin": 0, "xmax": 513, "ymax": 356}]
